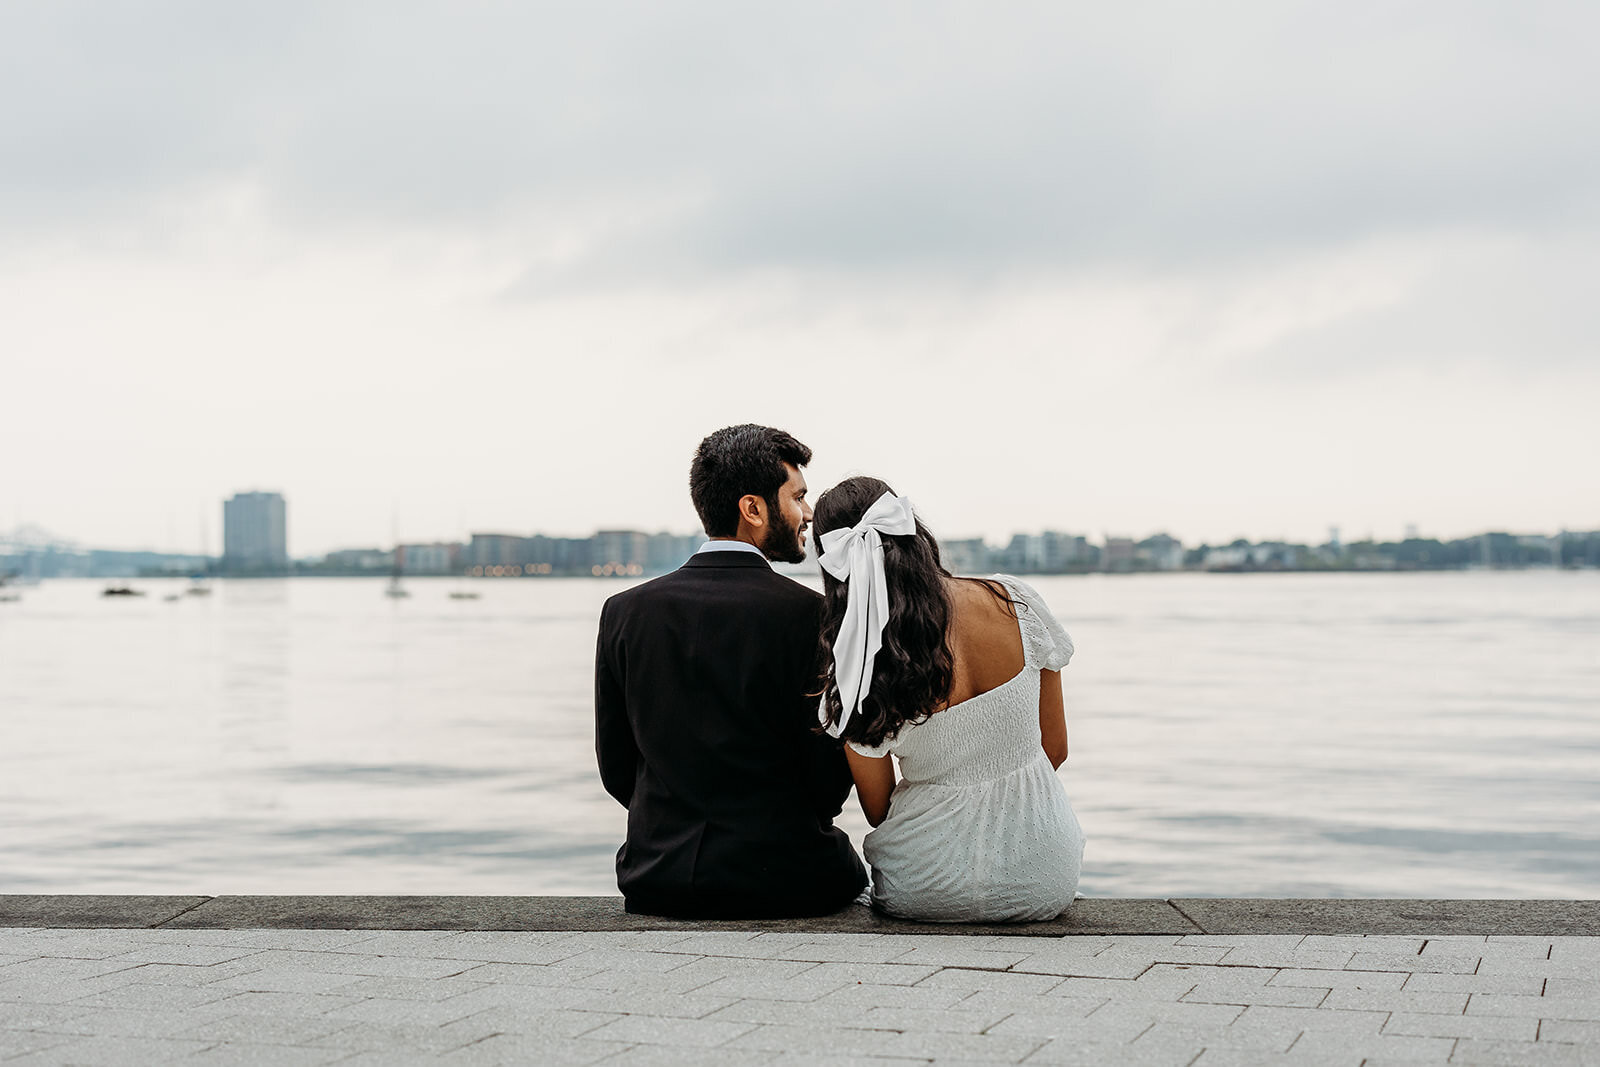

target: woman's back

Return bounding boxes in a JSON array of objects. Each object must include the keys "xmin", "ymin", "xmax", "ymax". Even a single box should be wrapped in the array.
[{"xmin": 944, "ymin": 578, "xmax": 1028, "ymax": 706}]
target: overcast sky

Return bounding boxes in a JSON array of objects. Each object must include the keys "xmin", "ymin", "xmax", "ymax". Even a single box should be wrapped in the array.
[{"xmin": 3, "ymin": 1, "xmax": 1597, "ymax": 555}]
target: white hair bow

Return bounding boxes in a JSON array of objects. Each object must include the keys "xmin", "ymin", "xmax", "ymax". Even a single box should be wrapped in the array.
[{"xmin": 815, "ymin": 492, "xmax": 917, "ymax": 738}]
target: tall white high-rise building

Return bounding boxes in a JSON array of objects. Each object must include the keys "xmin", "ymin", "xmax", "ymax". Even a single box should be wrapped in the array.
[{"xmin": 223, "ymin": 491, "xmax": 288, "ymax": 572}]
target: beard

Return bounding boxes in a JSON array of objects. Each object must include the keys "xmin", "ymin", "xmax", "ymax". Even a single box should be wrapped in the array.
[{"xmin": 760, "ymin": 509, "xmax": 807, "ymax": 564}]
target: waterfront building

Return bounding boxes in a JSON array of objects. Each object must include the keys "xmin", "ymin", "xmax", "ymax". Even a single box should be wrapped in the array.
[
  {"xmin": 466, "ymin": 533, "xmax": 528, "ymax": 569},
  {"xmin": 322, "ymin": 548, "xmax": 391, "ymax": 572},
  {"xmin": 525, "ymin": 535, "xmax": 594, "ymax": 575},
  {"xmin": 1136, "ymin": 533, "xmax": 1185, "ymax": 571},
  {"xmin": 515, "ymin": 535, "xmax": 558, "ymax": 575},
  {"xmin": 989, "ymin": 531, "xmax": 1102, "ymax": 573},
  {"xmin": 940, "ymin": 537, "xmax": 991, "ymax": 575},
  {"xmin": 1102, "ymin": 537, "xmax": 1136, "ymax": 573},
  {"xmin": 1250, "ymin": 541, "xmax": 1298, "ymax": 568},
  {"xmin": 1204, "ymin": 544, "xmax": 1250, "ymax": 570},
  {"xmin": 1042, "ymin": 531, "xmax": 1095, "ymax": 571},
  {"xmin": 398, "ymin": 542, "xmax": 460, "ymax": 575},
  {"xmin": 591, "ymin": 530, "xmax": 649, "ymax": 576},
  {"xmin": 1001, "ymin": 533, "xmax": 1046, "ymax": 573},
  {"xmin": 222, "ymin": 491, "xmax": 288, "ymax": 573}
]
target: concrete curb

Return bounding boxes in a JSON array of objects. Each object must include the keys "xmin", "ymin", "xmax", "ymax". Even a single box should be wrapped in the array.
[
  {"xmin": 0, "ymin": 895, "xmax": 211, "ymax": 929},
  {"xmin": 1169, "ymin": 897, "xmax": 1600, "ymax": 935},
  {"xmin": 4, "ymin": 895, "xmax": 1598, "ymax": 935}
]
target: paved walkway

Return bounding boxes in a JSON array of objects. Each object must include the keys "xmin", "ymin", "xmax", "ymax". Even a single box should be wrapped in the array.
[{"xmin": 4, "ymin": 924, "xmax": 1599, "ymax": 1065}]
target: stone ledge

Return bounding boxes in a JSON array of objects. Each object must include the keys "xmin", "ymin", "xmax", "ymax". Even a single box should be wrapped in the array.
[
  {"xmin": 1170, "ymin": 897, "xmax": 1600, "ymax": 935},
  {"xmin": 0, "ymin": 895, "xmax": 210, "ymax": 929},
  {"xmin": 153, "ymin": 896, "xmax": 1195, "ymax": 935},
  {"xmin": 2, "ymin": 895, "xmax": 1595, "ymax": 935}
]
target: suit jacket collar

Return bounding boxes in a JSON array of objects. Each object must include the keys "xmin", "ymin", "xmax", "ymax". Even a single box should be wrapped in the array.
[{"xmin": 682, "ymin": 552, "xmax": 773, "ymax": 570}]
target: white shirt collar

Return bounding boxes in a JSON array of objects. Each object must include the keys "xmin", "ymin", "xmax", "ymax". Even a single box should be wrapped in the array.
[{"xmin": 695, "ymin": 539, "xmax": 768, "ymax": 560}]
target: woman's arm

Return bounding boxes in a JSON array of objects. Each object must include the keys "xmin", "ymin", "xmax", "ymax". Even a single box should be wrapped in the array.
[
  {"xmin": 844, "ymin": 747, "xmax": 896, "ymax": 826},
  {"xmin": 1039, "ymin": 668, "xmax": 1069, "ymax": 769}
]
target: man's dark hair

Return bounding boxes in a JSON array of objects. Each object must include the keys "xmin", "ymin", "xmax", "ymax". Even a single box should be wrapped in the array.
[{"xmin": 690, "ymin": 424, "xmax": 812, "ymax": 538}]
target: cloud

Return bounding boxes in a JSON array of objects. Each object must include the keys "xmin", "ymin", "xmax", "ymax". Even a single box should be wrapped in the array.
[
  {"xmin": 3, "ymin": 1, "xmax": 1596, "ymax": 550},
  {"xmin": 1235, "ymin": 231, "xmax": 1600, "ymax": 378},
  {"xmin": 5, "ymin": 1, "xmax": 1598, "ymax": 273}
]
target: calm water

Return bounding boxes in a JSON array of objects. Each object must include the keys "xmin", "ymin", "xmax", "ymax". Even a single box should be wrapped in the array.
[{"xmin": 1, "ymin": 572, "xmax": 1597, "ymax": 898}]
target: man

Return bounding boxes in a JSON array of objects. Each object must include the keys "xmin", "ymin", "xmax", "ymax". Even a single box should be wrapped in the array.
[{"xmin": 595, "ymin": 424, "xmax": 867, "ymax": 917}]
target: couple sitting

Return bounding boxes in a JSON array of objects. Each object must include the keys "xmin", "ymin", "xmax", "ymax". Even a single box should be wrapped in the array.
[{"xmin": 594, "ymin": 424, "xmax": 1084, "ymax": 921}]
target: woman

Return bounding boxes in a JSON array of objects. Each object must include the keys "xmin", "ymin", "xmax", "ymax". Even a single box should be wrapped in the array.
[{"xmin": 813, "ymin": 476, "xmax": 1084, "ymax": 922}]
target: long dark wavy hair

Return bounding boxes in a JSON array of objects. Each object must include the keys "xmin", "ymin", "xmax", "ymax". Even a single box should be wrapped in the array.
[{"xmin": 813, "ymin": 476, "xmax": 1015, "ymax": 748}]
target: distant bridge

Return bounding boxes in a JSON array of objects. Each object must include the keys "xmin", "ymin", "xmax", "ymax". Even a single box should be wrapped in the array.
[{"xmin": 0, "ymin": 526, "xmax": 82, "ymax": 553}]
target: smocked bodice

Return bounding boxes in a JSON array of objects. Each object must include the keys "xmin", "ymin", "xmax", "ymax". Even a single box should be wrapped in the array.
[{"xmin": 891, "ymin": 668, "xmax": 1045, "ymax": 786}]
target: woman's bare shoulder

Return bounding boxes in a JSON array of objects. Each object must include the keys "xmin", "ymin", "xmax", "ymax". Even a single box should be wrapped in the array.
[{"xmin": 946, "ymin": 577, "xmax": 1024, "ymax": 647}]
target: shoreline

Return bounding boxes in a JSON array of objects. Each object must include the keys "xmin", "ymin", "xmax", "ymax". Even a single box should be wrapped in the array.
[{"xmin": 12, "ymin": 566, "xmax": 1597, "ymax": 584}]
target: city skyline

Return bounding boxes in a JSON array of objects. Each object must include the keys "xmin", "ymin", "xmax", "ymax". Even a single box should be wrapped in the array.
[
  {"xmin": 4, "ymin": 509, "xmax": 1593, "ymax": 565},
  {"xmin": 6, "ymin": 520, "xmax": 1592, "ymax": 582},
  {"xmin": 9, "ymin": 503, "xmax": 1591, "ymax": 560},
  {"xmin": 3, "ymin": 4, "xmax": 1597, "ymax": 554}
]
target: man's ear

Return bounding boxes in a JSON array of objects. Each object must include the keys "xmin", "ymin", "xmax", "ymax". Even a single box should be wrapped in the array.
[{"xmin": 740, "ymin": 493, "xmax": 767, "ymax": 528}]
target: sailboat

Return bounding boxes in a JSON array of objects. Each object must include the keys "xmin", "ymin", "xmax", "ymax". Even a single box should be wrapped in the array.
[
  {"xmin": 185, "ymin": 512, "xmax": 213, "ymax": 594},
  {"xmin": 447, "ymin": 509, "xmax": 479, "ymax": 599},
  {"xmin": 449, "ymin": 560, "xmax": 480, "ymax": 600},
  {"xmin": 385, "ymin": 540, "xmax": 410, "ymax": 598}
]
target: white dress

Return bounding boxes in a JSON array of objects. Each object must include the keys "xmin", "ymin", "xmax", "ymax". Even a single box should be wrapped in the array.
[{"xmin": 848, "ymin": 575, "xmax": 1085, "ymax": 922}]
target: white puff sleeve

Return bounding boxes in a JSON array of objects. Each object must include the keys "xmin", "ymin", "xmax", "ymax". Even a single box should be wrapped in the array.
[
  {"xmin": 846, "ymin": 736, "xmax": 894, "ymax": 758},
  {"xmin": 996, "ymin": 575, "xmax": 1074, "ymax": 671}
]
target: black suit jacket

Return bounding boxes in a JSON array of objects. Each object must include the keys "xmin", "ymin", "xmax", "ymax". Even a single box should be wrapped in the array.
[{"xmin": 594, "ymin": 551, "xmax": 866, "ymax": 917}]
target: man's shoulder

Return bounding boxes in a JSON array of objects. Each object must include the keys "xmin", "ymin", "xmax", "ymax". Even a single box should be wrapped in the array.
[
  {"xmin": 720, "ymin": 563, "xmax": 823, "ymax": 607},
  {"xmin": 601, "ymin": 571, "xmax": 678, "ymax": 615},
  {"xmin": 760, "ymin": 569, "xmax": 824, "ymax": 604},
  {"xmin": 604, "ymin": 563, "xmax": 820, "ymax": 612}
]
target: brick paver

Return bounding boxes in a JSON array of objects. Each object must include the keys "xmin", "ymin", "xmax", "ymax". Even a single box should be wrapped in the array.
[{"xmin": 2, "ymin": 929, "xmax": 1599, "ymax": 1064}]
